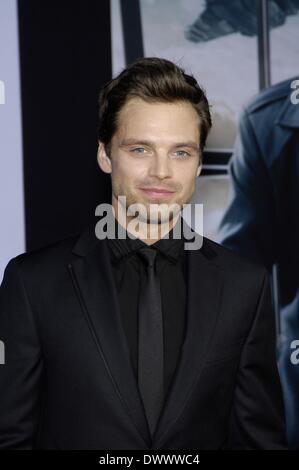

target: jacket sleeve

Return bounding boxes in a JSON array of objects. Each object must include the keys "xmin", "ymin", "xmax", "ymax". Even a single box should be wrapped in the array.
[
  {"xmin": 217, "ymin": 109, "xmax": 277, "ymax": 272},
  {"xmin": 0, "ymin": 257, "xmax": 44, "ymax": 449},
  {"xmin": 224, "ymin": 269, "xmax": 288, "ymax": 449}
]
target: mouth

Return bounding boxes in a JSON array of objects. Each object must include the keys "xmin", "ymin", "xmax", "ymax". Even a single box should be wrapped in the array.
[{"xmin": 139, "ymin": 187, "xmax": 175, "ymax": 199}]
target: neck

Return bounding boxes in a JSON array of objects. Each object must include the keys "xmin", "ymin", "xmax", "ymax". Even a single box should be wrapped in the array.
[{"xmin": 112, "ymin": 196, "xmax": 181, "ymax": 245}]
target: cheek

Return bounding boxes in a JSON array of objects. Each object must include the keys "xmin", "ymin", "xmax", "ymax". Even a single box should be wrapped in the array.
[
  {"xmin": 113, "ymin": 165, "xmax": 141, "ymax": 193},
  {"xmin": 179, "ymin": 167, "xmax": 197, "ymax": 187},
  {"xmin": 112, "ymin": 161, "xmax": 131, "ymax": 185}
]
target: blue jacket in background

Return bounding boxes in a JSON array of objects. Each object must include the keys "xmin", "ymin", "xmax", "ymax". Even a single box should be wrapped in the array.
[{"xmin": 217, "ymin": 76, "xmax": 299, "ymax": 449}]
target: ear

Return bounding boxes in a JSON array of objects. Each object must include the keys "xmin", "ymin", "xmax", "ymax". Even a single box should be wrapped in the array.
[
  {"xmin": 97, "ymin": 141, "xmax": 112, "ymax": 174},
  {"xmin": 196, "ymin": 161, "xmax": 202, "ymax": 177}
]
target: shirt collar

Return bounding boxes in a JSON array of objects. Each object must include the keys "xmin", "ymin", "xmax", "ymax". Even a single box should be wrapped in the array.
[{"xmin": 107, "ymin": 214, "xmax": 185, "ymax": 264}]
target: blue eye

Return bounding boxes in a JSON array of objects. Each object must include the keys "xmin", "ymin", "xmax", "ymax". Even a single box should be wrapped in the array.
[
  {"xmin": 131, "ymin": 147, "xmax": 146, "ymax": 154},
  {"xmin": 175, "ymin": 150, "xmax": 190, "ymax": 158}
]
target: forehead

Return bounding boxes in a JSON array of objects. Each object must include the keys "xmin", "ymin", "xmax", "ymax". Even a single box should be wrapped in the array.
[{"xmin": 115, "ymin": 97, "xmax": 200, "ymax": 141}]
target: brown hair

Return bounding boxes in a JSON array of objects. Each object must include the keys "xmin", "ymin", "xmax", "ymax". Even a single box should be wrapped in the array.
[{"xmin": 98, "ymin": 57, "xmax": 212, "ymax": 160}]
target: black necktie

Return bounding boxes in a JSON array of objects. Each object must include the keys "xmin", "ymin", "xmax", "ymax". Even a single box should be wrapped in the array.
[{"xmin": 137, "ymin": 246, "xmax": 164, "ymax": 437}]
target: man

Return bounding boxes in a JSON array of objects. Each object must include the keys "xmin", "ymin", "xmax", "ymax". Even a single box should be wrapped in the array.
[
  {"xmin": 0, "ymin": 57, "xmax": 287, "ymax": 449},
  {"xmin": 217, "ymin": 76, "xmax": 299, "ymax": 449}
]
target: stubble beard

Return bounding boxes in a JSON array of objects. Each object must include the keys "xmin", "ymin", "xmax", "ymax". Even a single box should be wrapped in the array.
[{"xmin": 112, "ymin": 180, "xmax": 187, "ymax": 228}]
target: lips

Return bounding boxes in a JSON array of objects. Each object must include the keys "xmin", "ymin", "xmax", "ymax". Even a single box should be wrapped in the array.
[
  {"xmin": 140, "ymin": 187, "xmax": 175, "ymax": 199},
  {"xmin": 141, "ymin": 186, "xmax": 174, "ymax": 193}
]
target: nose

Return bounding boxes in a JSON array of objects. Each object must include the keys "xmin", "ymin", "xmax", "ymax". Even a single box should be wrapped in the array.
[{"xmin": 148, "ymin": 152, "xmax": 173, "ymax": 180}]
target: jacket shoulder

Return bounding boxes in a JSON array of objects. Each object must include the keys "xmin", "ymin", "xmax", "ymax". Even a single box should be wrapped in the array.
[
  {"xmin": 4, "ymin": 231, "xmax": 81, "ymax": 279},
  {"xmin": 203, "ymin": 236, "xmax": 268, "ymax": 279},
  {"xmin": 245, "ymin": 76, "xmax": 298, "ymax": 114}
]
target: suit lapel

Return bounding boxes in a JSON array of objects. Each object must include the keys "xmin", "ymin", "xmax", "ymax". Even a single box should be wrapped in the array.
[
  {"xmin": 68, "ymin": 222, "xmax": 224, "ymax": 449},
  {"xmin": 68, "ymin": 224, "xmax": 152, "ymax": 447},
  {"xmin": 151, "ymin": 229, "xmax": 224, "ymax": 448}
]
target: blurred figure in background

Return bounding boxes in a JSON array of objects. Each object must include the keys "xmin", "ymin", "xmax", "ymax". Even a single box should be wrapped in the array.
[
  {"xmin": 217, "ymin": 76, "xmax": 299, "ymax": 449},
  {"xmin": 185, "ymin": 0, "xmax": 299, "ymax": 42}
]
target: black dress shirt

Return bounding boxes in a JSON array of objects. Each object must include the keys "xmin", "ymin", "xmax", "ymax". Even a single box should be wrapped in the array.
[{"xmin": 106, "ymin": 215, "xmax": 187, "ymax": 403}]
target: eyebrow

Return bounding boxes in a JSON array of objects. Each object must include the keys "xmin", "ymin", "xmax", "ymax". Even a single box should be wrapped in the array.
[{"xmin": 119, "ymin": 138, "xmax": 199, "ymax": 152}]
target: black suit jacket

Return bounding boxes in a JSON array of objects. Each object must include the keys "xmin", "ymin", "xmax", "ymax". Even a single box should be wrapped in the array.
[{"xmin": 0, "ymin": 220, "xmax": 288, "ymax": 449}]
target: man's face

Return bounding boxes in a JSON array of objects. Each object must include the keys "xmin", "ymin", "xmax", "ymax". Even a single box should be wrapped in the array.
[{"xmin": 97, "ymin": 97, "xmax": 202, "ymax": 227}]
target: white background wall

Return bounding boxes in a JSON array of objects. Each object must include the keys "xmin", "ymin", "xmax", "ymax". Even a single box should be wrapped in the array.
[{"xmin": 0, "ymin": 0, "xmax": 25, "ymax": 282}]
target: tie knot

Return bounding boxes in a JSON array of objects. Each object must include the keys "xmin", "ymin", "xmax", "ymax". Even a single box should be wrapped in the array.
[{"xmin": 137, "ymin": 247, "xmax": 157, "ymax": 268}]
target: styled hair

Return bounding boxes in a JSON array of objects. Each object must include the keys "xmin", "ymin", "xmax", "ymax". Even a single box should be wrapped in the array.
[{"xmin": 98, "ymin": 57, "xmax": 212, "ymax": 160}]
